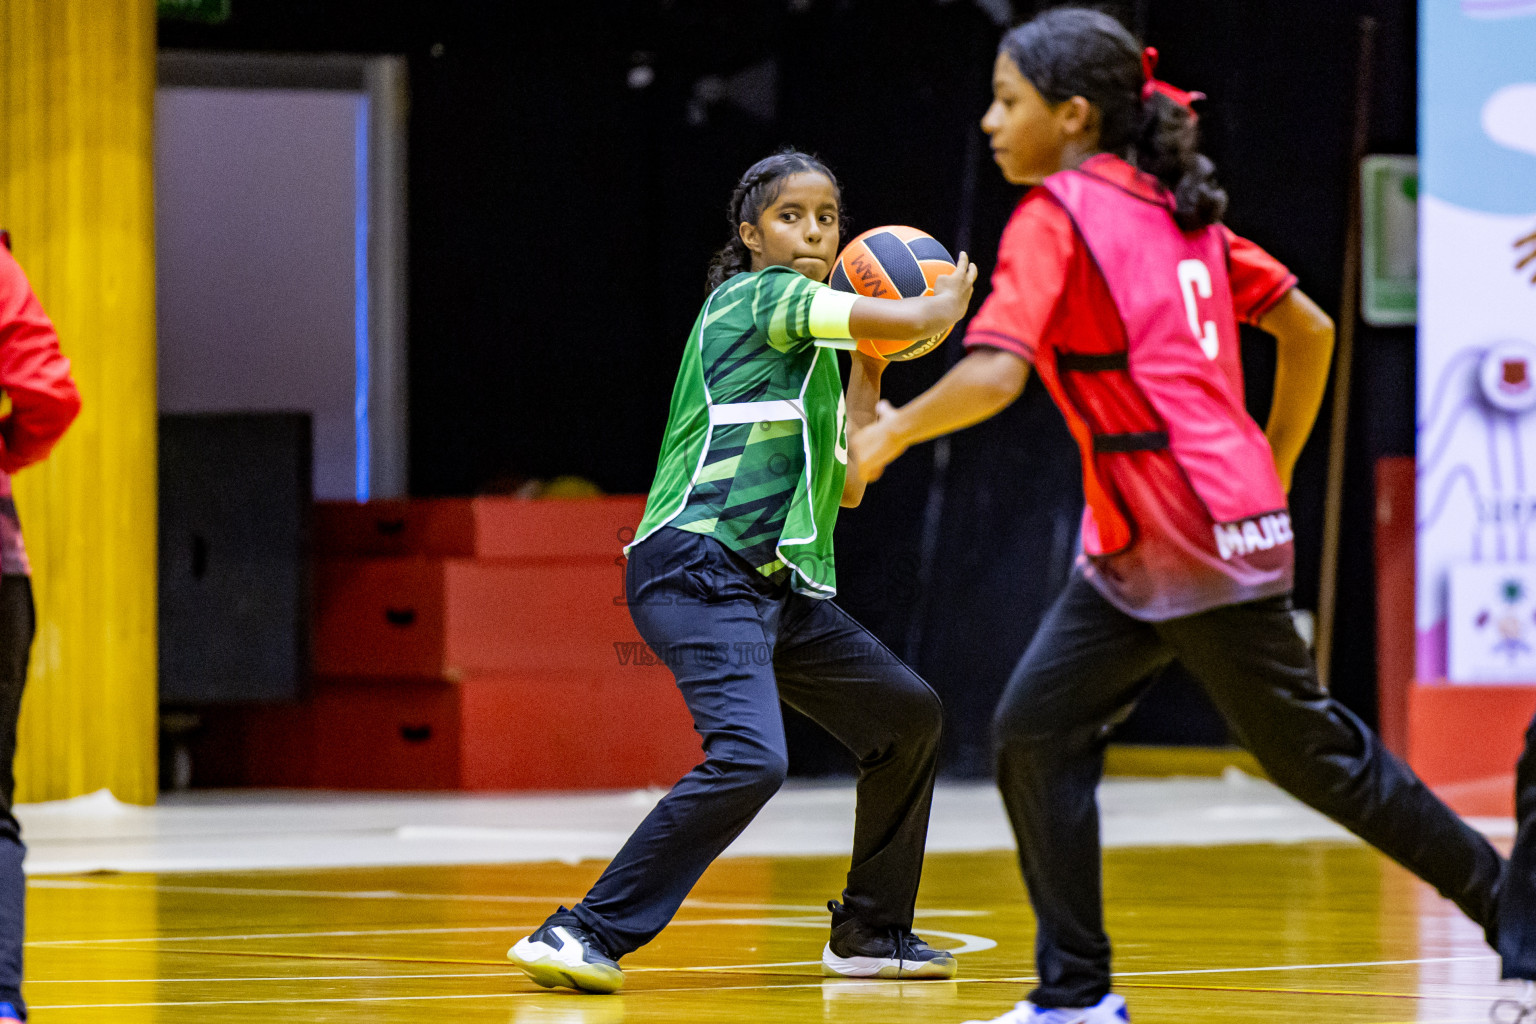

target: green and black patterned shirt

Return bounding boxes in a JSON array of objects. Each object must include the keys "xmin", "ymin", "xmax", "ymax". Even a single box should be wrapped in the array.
[{"xmin": 630, "ymin": 266, "xmax": 853, "ymax": 595}]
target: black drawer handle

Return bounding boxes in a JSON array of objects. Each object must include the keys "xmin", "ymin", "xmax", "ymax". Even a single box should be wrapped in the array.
[
  {"xmin": 374, "ymin": 518, "xmax": 407, "ymax": 537},
  {"xmin": 384, "ymin": 607, "xmax": 417, "ymax": 627},
  {"xmin": 400, "ymin": 724, "xmax": 432, "ymax": 743}
]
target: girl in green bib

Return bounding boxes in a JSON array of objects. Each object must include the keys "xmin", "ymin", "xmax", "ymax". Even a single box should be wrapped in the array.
[{"xmin": 509, "ymin": 150, "xmax": 975, "ymax": 993}]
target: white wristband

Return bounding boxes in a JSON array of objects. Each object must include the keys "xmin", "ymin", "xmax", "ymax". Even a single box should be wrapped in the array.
[{"xmin": 808, "ymin": 288, "xmax": 859, "ymax": 340}]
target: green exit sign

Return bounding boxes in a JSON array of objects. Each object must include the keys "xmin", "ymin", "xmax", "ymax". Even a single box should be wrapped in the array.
[
  {"xmin": 158, "ymin": 0, "xmax": 231, "ymax": 24},
  {"xmin": 1360, "ymin": 154, "xmax": 1418, "ymax": 327}
]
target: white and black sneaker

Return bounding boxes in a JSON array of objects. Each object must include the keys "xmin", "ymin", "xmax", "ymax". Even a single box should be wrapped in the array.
[
  {"xmin": 962, "ymin": 993, "xmax": 1130, "ymax": 1023},
  {"xmin": 820, "ymin": 899, "xmax": 958, "ymax": 979},
  {"xmin": 1492, "ymin": 980, "xmax": 1536, "ymax": 1023},
  {"xmin": 508, "ymin": 913, "xmax": 624, "ymax": 994}
]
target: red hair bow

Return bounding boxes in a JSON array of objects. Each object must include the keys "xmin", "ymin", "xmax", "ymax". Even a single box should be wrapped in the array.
[{"xmin": 1140, "ymin": 47, "xmax": 1205, "ymax": 114}]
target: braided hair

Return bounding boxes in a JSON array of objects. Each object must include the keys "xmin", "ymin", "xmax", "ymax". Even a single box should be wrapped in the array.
[
  {"xmin": 1000, "ymin": 7, "xmax": 1227, "ymax": 230},
  {"xmin": 706, "ymin": 149, "xmax": 844, "ymax": 291}
]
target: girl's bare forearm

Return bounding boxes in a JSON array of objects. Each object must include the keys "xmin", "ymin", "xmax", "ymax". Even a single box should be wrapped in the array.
[{"xmin": 886, "ymin": 348, "xmax": 1030, "ymax": 446}]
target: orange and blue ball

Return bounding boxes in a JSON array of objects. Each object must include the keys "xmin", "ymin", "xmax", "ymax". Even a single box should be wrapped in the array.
[{"xmin": 829, "ymin": 225, "xmax": 957, "ymax": 361}]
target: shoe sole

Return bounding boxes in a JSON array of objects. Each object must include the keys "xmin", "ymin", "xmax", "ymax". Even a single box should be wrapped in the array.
[
  {"xmin": 507, "ymin": 946, "xmax": 624, "ymax": 994},
  {"xmin": 821, "ymin": 942, "xmax": 958, "ymax": 980}
]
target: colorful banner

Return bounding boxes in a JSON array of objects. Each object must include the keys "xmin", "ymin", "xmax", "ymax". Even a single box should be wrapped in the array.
[{"xmin": 1417, "ymin": 0, "xmax": 1536, "ymax": 681}]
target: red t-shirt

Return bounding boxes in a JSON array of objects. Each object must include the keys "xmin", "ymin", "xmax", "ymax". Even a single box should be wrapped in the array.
[
  {"xmin": 0, "ymin": 244, "xmax": 82, "ymax": 575},
  {"xmin": 965, "ymin": 155, "xmax": 1298, "ymax": 620}
]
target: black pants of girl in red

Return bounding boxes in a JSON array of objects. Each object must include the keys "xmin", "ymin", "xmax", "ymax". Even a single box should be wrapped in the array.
[{"xmin": 995, "ymin": 570, "xmax": 1507, "ymax": 1009}]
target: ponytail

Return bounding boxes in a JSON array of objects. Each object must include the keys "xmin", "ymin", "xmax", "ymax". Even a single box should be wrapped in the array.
[
  {"xmin": 706, "ymin": 149, "xmax": 843, "ymax": 292},
  {"xmin": 704, "ymin": 183, "xmax": 756, "ymax": 292},
  {"xmin": 999, "ymin": 6, "xmax": 1226, "ymax": 230},
  {"xmin": 1137, "ymin": 92, "xmax": 1227, "ymax": 230}
]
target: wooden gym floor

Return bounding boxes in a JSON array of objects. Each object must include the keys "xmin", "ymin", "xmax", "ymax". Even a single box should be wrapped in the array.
[{"xmin": 22, "ymin": 841, "xmax": 1519, "ymax": 1023}]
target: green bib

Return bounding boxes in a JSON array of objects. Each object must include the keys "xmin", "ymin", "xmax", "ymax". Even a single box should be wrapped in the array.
[{"xmin": 629, "ymin": 268, "xmax": 849, "ymax": 597}]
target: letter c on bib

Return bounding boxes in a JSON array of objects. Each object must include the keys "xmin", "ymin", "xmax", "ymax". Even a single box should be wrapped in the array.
[{"xmin": 1177, "ymin": 259, "xmax": 1219, "ymax": 360}]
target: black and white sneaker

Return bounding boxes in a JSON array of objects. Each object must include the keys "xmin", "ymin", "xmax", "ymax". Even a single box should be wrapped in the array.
[
  {"xmin": 508, "ymin": 912, "xmax": 624, "ymax": 994},
  {"xmin": 820, "ymin": 899, "xmax": 958, "ymax": 979},
  {"xmin": 1492, "ymin": 980, "xmax": 1536, "ymax": 1023}
]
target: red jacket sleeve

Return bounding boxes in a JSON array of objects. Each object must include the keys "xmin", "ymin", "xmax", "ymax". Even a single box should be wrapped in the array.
[
  {"xmin": 1223, "ymin": 226, "xmax": 1298, "ymax": 326},
  {"xmin": 963, "ymin": 191, "xmax": 1076, "ymax": 364},
  {"xmin": 0, "ymin": 247, "xmax": 82, "ymax": 474}
]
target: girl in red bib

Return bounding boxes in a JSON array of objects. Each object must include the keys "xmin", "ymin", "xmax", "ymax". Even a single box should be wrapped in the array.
[{"xmin": 852, "ymin": 9, "xmax": 1508, "ymax": 1023}]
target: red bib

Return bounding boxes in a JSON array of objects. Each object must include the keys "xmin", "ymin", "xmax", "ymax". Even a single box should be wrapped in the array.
[{"xmin": 1036, "ymin": 166, "xmax": 1287, "ymax": 558}]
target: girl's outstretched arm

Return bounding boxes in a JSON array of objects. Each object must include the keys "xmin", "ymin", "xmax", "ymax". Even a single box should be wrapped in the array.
[
  {"xmin": 849, "ymin": 347, "xmax": 1030, "ymax": 482},
  {"xmin": 1256, "ymin": 287, "xmax": 1335, "ymax": 493},
  {"xmin": 840, "ymin": 351, "xmax": 887, "ymax": 507}
]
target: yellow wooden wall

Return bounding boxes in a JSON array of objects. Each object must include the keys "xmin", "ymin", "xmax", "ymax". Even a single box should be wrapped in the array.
[{"xmin": 0, "ymin": 1, "xmax": 158, "ymax": 804}]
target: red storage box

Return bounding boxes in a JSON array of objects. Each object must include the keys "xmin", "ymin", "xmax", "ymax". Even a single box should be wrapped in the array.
[
  {"xmin": 239, "ymin": 673, "xmax": 701, "ymax": 791},
  {"xmin": 1375, "ymin": 458, "xmax": 1533, "ymax": 817},
  {"xmin": 241, "ymin": 494, "xmax": 709, "ymax": 792},
  {"xmin": 454, "ymin": 672, "xmax": 702, "ymax": 790},
  {"xmin": 1407, "ymin": 682, "xmax": 1536, "ymax": 789},
  {"xmin": 314, "ymin": 557, "xmax": 635, "ymax": 677},
  {"xmin": 314, "ymin": 496, "xmax": 646, "ymax": 560}
]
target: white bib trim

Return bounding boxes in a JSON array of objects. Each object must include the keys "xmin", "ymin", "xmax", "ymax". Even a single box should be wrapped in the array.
[{"xmin": 708, "ymin": 399, "xmax": 806, "ymax": 425}]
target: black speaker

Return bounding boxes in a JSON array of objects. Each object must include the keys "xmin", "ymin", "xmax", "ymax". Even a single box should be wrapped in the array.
[{"xmin": 158, "ymin": 413, "xmax": 311, "ymax": 704}]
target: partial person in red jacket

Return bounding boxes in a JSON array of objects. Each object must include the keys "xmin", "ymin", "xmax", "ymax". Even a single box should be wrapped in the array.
[
  {"xmin": 0, "ymin": 231, "xmax": 82, "ymax": 1024},
  {"xmin": 851, "ymin": 9, "xmax": 1508, "ymax": 1024}
]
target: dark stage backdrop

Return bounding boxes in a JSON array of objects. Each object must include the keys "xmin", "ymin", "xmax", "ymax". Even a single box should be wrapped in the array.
[{"xmin": 162, "ymin": 0, "xmax": 1418, "ymax": 777}]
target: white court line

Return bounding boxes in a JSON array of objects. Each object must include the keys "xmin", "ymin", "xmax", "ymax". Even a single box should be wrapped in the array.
[
  {"xmin": 23, "ymin": 923, "xmax": 826, "ymax": 949},
  {"xmin": 33, "ymin": 964, "xmax": 828, "ymax": 983},
  {"xmin": 26, "ymin": 912, "xmax": 1495, "ymax": 980},
  {"xmin": 24, "ymin": 880, "xmax": 581, "ymax": 904},
  {"xmin": 635, "ymin": 927, "xmax": 995, "ymax": 957},
  {"xmin": 109, "ymin": 953, "xmax": 1483, "ymax": 982},
  {"xmin": 29, "ymin": 919, "xmax": 997, "ymax": 957},
  {"xmin": 27, "ymin": 924, "xmax": 536, "ymax": 947},
  {"xmin": 29, "ymin": 971, "xmax": 522, "ymax": 984},
  {"xmin": 31, "ymin": 991, "xmax": 559, "ymax": 1011},
  {"xmin": 28, "ymin": 977, "xmax": 966, "ymax": 1011},
  {"xmin": 27, "ymin": 969, "xmax": 1521, "ymax": 1013},
  {"xmin": 653, "ymin": 953, "xmax": 1507, "ymax": 982},
  {"xmin": 628, "ymin": 959, "xmax": 819, "ymax": 973},
  {"xmin": 24, "ymin": 957, "xmax": 1519, "ymax": 1011},
  {"xmin": 28, "ymin": 919, "xmax": 813, "ymax": 948},
  {"xmin": 659, "ymin": 951, "xmax": 1505, "ymax": 982},
  {"xmin": 25, "ymin": 895, "xmax": 1498, "ymax": 981},
  {"xmin": 1114, "ymin": 954, "xmax": 1499, "ymax": 978},
  {"xmin": 24, "ymin": 895, "xmax": 1508, "ymax": 1011},
  {"xmin": 24, "ymin": 878, "xmax": 984, "ymax": 917},
  {"xmin": 37, "ymin": 966, "xmax": 820, "ymax": 984}
]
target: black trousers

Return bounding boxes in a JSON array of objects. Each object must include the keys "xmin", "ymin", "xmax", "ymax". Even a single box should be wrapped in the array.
[
  {"xmin": 994, "ymin": 570, "xmax": 1506, "ymax": 1008},
  {"xmin": 1500, "ymin": 713, "xmax": 1536, "ymax": 980},
  {"xmin": 557, "ymin": 528, "xmax": 943, "ymax": 958},
  {"xmin": 0, "ymin": 577, "xmax": 32, "ymax": 1018}
]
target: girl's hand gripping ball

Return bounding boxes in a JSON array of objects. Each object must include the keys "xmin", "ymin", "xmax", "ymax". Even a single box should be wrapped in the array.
[{"xmin": 830, "ymin": 226, "xmax": 965, "ymax": 361}]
